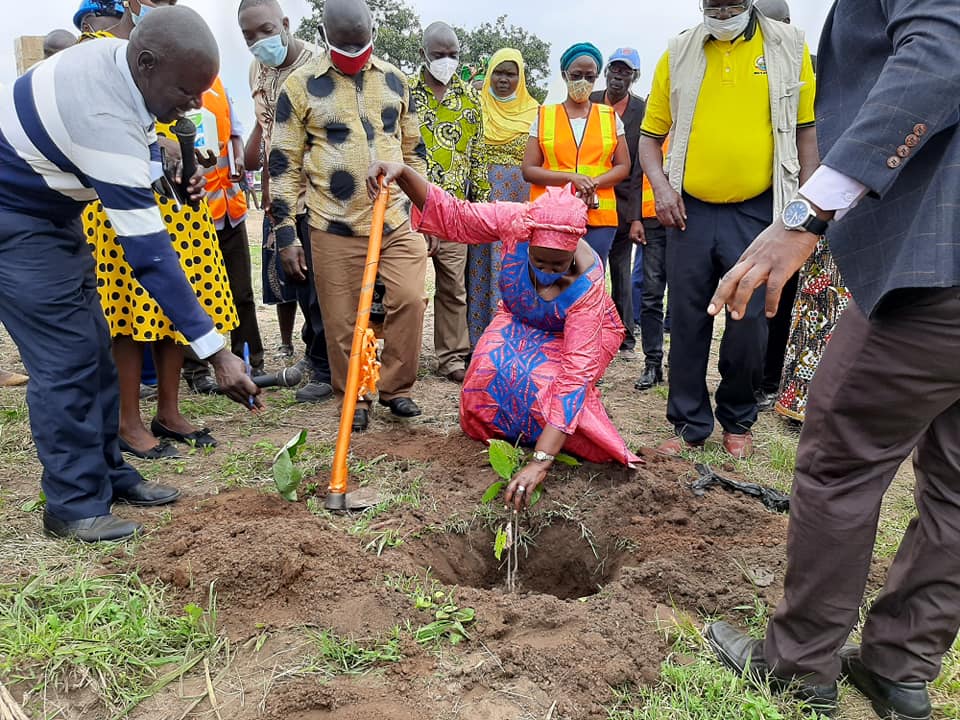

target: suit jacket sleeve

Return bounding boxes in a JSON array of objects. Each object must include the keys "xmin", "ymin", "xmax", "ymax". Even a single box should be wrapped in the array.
[{"xmin": 823, "ymin": 0, "xmax": 960, "ymax": 197}]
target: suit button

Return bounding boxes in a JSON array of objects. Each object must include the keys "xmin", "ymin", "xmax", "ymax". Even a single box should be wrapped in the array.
[
  {"xmin": 913, "ymin": 123, "xmax": 928, "ymax": 137},
  {"xmin": 905, "ymin": 133, "xmax": 919, "ymax": 147},
  {"xmin": 897, "ymin": 145, "xmax": 910, "ymax": 158},
  {"xmin": 887, "ymin": 156, "xmax": 902, "ymax": 169}
]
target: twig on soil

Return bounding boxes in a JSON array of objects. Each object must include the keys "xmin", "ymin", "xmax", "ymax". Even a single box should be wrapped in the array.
[
  {"xmin": 0, "ymin": 679, "xmax": 30, "ymax": 720},
  {"xmin": 545, "ymin": 701, "xmax": 557, "ymax": 720},
  {"xmin": 478, "ymin": 640, "xmax": 504, "ymax": 671},
  {"xmin": 203, "ymin": 658, "xmax": 224, "ymax": 720},
  {"xmin": 176, "ymin": 653, "xmax": 235, "ymax": 720}
]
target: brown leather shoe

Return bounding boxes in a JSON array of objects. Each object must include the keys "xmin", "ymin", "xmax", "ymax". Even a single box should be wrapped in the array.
[
  {"xmin": 722, "ymin": 431, "xmax": 754, "ymax": 459},
  {"xmin": 445, "ymin": 368, "xmax": 466, "ymax": 383},
  {"xmin": 656, "ymin": 436, "xmax": 704, "ymax": 456},
  {"xmin": 0, "ymin": 368, "xmax": 28, "ymax": 387}
]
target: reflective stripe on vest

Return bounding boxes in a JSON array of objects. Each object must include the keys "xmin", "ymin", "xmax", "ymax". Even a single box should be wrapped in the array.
[
  {"xmin": 202, "ymin": 76, "xmax": 247, "ymax": 224},
  {"xmin": 641, "ymin": 136, "xmax": 670, "ymax": 219},
  {"xmin": 530, "ymin": 103, "xmax": 619, "ymax": 227}
]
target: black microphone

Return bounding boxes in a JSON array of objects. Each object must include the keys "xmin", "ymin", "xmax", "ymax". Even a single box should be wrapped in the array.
[
  {"xmin": 252, "ymin": 365, "xmax": 304, "ymax": 389},
  {"xmin": 172, "ymin": 117, "xmax": 198, "ymax": 206}
]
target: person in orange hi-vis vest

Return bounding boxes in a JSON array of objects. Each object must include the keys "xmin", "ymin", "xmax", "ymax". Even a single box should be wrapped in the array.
[
  {"xmin": 633, "ymin": 136, "xmax": 670, "ymax": 392},
  {"xmin": 181, "ymin": 77, "xmax": 268, "ymax": 395},
  {"xmin": 521, "ymin": 42, "xmax": 631, "ymax": 268}
]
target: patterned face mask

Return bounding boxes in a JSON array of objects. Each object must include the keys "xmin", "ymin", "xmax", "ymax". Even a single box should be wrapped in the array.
[{"xmin": 566, "ymin": 78, "xmax": 594, "ymax": 103}]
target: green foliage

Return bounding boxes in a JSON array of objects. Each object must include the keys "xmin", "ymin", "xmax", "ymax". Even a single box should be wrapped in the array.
[
  {"xmin": 487, "ymin": 439, "xmax": 523, "ymax": 481},
  {"xmin": 410, "ymin": 590, "xmax": 476, "ymax": 646},
  {"xmin": 20, "ymin": 490, "xmax": 46, "ymax": 513},
  {"xmin": 493, "ymin": 525, "xmax": 509, "ymax": 561},
  {"xmin": 304, "ymin": 627, "xmax": 402, "ymax": 676},
  {"xmin": 295, "ymin": 3, "xmax": 551, "ymax": 99},
  {"xmin": 0, "ymin": 570, "xmax": 219, "ymax": 712},
  {"xmin": 273, "ymin": 430, "xmax": 308, "ymax": 501}
]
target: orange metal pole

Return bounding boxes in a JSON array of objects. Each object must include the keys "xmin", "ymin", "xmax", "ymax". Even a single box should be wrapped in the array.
[{"xmin": 327, "ymin": 179, "xmax": 389, "ymax": 506}]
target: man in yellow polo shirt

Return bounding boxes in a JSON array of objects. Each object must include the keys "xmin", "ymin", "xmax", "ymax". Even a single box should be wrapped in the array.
[{"xmin": 640, "ymin": 0, "xmax": 818, "ymax": 459}]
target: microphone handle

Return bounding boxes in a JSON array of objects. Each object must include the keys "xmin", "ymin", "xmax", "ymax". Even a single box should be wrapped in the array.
[{"xmin": 172, "ymin": 118, "xmax": 198, "ymax": 204}]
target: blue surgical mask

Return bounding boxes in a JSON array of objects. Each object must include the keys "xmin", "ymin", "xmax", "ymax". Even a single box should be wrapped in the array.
[
  {"xmin": 130, "ymin": 1, "xmax": 151, "ymax": 26},
  {"xmin": 489, "ymin": 86, "xmax": 517, "ymax": 103},
  {"xmin": 529, "ymin": 260, "xmax": 567, "ymax": 286},
  {"xmin": 250, "ymin": 32, "xmax": 289, "ymax": 68}
]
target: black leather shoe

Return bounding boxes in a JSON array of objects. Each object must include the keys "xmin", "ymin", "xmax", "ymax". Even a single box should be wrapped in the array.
[
  {"xmin": 118, "ymin": 437, "xmax": 182, "ymax": 460},
  {"xmin": 113, "ymin": 481, "xmax": 181, "ymax": 507},
  {"xmin": 756, "ymin": 390, "xmax": 779, "ymax": 413},
  {"xmin": 150, "ymin": 418, "xmax": 217, "ymax": 448},
  {"xmin": 188, "ymin": 374, "xmax": 219, "ymax": 395},
  {"xmin": 43, "ymin": 511, "xmax": 142, "ymax": 542},
  {"xmin": 378, "ymin": 397, "xmax": 422, "ymax": 418},
  {"xmin": 634, "ymin": 365, "xmax": 663, "ymax": 391},
  {"xmin": 352, "ymin": 408, "xmax": 369, "ymax": 432},
  {"xmin": 839, "ymin": 646, "xmax": 931, "ymax": 720},
  {"xmin": 705, "ymin": 622, "xmax": 838, "ymax": 716}
]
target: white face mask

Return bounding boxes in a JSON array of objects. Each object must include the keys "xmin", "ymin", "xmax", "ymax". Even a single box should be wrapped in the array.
[
  {"xmin": 704, "ymin": 9, "xmax": 752, "ymax": 41},
  {"xmin": 426, "ymin": 57, "xmax": 459, "ymax": 85}
]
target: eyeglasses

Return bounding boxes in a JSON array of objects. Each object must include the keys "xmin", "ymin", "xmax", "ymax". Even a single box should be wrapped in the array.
[
  {"xmin": 566, "ymin": 72, "xmax": 598, "ymax": 82},
  {"xmin": 701, "ymin": 3, "xmax": 750, "ymax": 18},
  {"xmin": 607, "ymin": 66, "xmax": 636, "ymax": 79}
]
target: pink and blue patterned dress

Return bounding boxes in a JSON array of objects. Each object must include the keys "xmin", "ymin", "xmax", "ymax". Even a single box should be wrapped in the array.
[{"xmin": 414, "ymin": 185, "xmax": 639, "ymax": 465}]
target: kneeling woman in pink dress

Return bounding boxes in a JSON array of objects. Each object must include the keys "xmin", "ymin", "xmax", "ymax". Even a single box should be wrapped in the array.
[{"xmin": 368, "ymin": 162, "xmax": 640, "ymax": 508}]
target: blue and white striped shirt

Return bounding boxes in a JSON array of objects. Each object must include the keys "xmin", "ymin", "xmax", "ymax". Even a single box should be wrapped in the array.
[{"xmin": 0, "ymin": 38, "xmax": 223, "ymax": 357}]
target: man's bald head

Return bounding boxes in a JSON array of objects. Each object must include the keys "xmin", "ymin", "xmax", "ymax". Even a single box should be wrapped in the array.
[
  {"xmin": 755, "ymin": 0, "xmax": 790, "ymax": 23},
  {"xmin": 323, "ymin": 0, "xmax": 373, "ymax": 51},
  {"xmin": 422, "ymin": 21, "xmax": 458, "ymax": 51},
  {"xmin": 127, "ymin": 6, "xmax": 220, "ymax": 123},
  {"xmin": 43, "ymin": 29, "xmax": 76, "ymax": 58}
]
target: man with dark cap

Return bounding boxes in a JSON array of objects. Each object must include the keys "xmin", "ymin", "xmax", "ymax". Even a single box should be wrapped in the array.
[
  {"xmin": 0, "ymin": 6, "xmax": 260, "ymax": 542},
  {"xmin": 269, "ymin": 0, "xmax": 428, "ymax": 433},
  {"xmin": 706, "ymin": 1, "xmax": 960, "ymax": 719}
]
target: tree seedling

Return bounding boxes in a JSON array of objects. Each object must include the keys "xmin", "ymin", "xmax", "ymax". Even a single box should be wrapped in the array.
[
  {"xmin": 412, "ymin": 589, "xmax": 475, "ymax": 646},
  {"xmin": 273, "ymin": 430, "xmax": 308, "ymax": 501},
  {"xmin": 481, "ymin": 439, "xmax": 580, "ymax": 592}
]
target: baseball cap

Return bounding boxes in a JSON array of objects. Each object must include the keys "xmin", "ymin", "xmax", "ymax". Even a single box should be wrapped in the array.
[
  {"xmin": 607, "ymin": 47, "xmax": 641, "ymax": 72},
  {"xmin": 73, "ymin": 0, "xmax": 125, "ymax": 30}
]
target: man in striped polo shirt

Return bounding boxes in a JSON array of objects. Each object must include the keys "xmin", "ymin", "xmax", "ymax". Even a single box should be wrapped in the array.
[{"xmin": 0, "ymin": 6, "xmax": 260, "ymax": 542}]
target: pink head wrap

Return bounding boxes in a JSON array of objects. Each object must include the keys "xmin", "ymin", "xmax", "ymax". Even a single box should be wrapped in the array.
[{"xmin": 504, "ymin": 185, "xmax": 587, "ymax": 252}]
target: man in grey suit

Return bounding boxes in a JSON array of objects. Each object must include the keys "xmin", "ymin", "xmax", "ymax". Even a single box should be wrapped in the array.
[{"xmin": 703, "ymin": 1, "xmax": 960, "ymax": 719}]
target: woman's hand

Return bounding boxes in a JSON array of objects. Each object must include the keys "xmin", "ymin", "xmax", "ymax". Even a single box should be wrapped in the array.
[
  {"xmin": 159, "ymin": 136, "xmax": 183, "ymax": 183},
  {"xmin": 503, "ymin": 461, "xmax": 550, "ymax": 512},
  {"xmin": 185, "ymin": 165, "xmax": 207, "ymax": 204},
  {"xmin": 569, "ymin": 173, "xmax": 599, "ymax": 198},
  {"xmin": 367, "ymin": 161, "xmax": 407, "ymax": 200}
]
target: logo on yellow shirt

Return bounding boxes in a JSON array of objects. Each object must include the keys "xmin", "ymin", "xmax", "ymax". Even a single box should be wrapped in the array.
[{"xmin": 754, "ymin": 55, "xmax": 767, "ymax": 75}]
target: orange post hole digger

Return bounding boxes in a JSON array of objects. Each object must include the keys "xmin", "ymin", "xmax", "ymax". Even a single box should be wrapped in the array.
[{"xmin": 325, "ymin": 178, "xmax": 389, "ymax": 511}]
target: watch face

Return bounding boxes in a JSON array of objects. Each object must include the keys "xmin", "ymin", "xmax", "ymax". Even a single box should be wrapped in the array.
[{"xmin": 783, "ymin": 200, "xmax": 810, "ymax": 228}]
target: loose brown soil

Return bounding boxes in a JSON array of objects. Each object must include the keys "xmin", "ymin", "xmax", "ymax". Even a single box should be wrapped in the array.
[{"xmin": 130, "ymin": 428, "xmax": 790, "ymax": 720}]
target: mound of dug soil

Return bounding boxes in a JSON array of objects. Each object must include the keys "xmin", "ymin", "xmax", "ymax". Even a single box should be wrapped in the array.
[{"xmin": 132, "ymin": 429, "xmax": 790, "ymax": 720}]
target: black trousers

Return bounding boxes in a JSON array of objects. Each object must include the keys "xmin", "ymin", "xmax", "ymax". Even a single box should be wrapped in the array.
[
  {"xmin": 639, "ymin": 219, "xmax": 667, "ymax": 368},
  {"xmin": 761, "ymin": 271, "xmax": 799, "ymax": 394},
  {"xmin": 766, "ymin": 289, "xmax": 960, "ymax": 685},
  {"xmin": 0, "ymin": 210, "xmax": 141, "ymax": 520},
  {"xmin": 666, "ymin": 191, "xmax": 771, "ymax": 442},
  {"xmin": 609, "ymin": 221, "xmax": 635, "ymax": 351},
  {"xmin": 184, "ymin": 217, "xmax": 264, "ymax": 377}
]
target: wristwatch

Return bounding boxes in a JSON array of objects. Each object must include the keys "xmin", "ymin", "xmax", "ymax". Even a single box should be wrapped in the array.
[
  {"xmin": 782, "ymin": 197, "xmax": 829, "ymax": 236},
  {"xmin": 531, "ymin": 450, "xmax": 555, "ymax": 463}
]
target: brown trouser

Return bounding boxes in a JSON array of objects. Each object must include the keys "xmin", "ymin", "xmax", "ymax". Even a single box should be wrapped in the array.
[
  {"xmin": 432, "ymin": 240, "xmax": 469, "ymax": 375},
  {"xmin": 311, "ymin": 222, "xmax": 427, "ymax": 408},
  {"xmin": 765, "ymin": 288, "xmax": 960, "ymax": 685}
]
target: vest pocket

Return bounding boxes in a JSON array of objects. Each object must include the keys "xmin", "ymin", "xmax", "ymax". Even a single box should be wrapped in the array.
[{"xmin": 777, "ymin": 82, "xmax": 802, "ymax": 133}]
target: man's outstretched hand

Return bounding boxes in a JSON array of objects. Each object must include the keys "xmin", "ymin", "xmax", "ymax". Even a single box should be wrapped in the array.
[{"xmin": 708, "ymin": 220, "xmax": 819, "ymax": 320}]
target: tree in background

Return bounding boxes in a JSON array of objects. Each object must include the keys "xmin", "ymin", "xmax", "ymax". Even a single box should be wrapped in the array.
[{"xmin": 297, "ymin": 2, "xmax": 551, "ymax": 101}]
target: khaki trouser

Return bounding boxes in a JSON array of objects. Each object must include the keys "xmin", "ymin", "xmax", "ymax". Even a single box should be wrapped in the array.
[
  {"xmin": 311, "ymin": 222, "xmax": 427, "ymax": 408},
  {"xmin": 432, "ymin": 240, "xmax": 470, "ymax": 375}
]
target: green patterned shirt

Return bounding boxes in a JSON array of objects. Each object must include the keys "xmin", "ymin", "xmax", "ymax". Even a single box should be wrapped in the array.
[{"xmin": 409, "ymin": 71, "xmax": 490, "ymax": 202}]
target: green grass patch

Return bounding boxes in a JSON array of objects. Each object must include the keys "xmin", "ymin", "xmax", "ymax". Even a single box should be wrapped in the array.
[
  {"xmin": 0, "ymin": 569, "xmax": 219, "ymax": 714},
  {"xmin": 298, "ymin": 627, "xmax": 402, "ymax": 677}
]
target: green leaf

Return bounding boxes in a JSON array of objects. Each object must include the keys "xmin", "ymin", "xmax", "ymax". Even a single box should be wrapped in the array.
[
  {"xmin": 481, "ymin": 480, "xmax": 507, "ymax": 504},
  {"xmin": 274, "ymin": 429, "xmax": 308, "ymax": 463},
  {"xmin": 273, "ymin": 450, "xmax": 299, "ymax": 501},
  {"xmin": 20, "ymin": 490, "xmax": 46, "ymax": 513},
  {"xmin": 493, "ymin": 526, "xmax": 509, "ymax": 561},
  {"xmin": 449, "ymin": 632, "xmax": 464, "ymax": 645},
  {"xmin": 487, "ymin": 439, "xmax": 521, "ymax": 480},
  {"xmin": 553, "ymin": 453, "xmax": 581, "ymax": 467},
  {"xmin": 527, "ymin": 485, "xmax": 545, "ymax": 509}
]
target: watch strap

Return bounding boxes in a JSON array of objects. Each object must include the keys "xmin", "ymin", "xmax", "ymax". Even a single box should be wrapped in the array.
[{"xmin": 802, "ymin": 215, "xmax": 829, "ymax": 237}]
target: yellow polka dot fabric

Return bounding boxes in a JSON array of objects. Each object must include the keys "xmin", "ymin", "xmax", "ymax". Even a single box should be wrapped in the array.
[{"xmin": 83, "ymin": 131, "xmax": 237, "ymax": 345}]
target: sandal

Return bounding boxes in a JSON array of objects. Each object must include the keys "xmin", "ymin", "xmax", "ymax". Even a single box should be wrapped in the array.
[{"xmin": 150, "ymin": 418, "xmax": 218, "ymax": 448}]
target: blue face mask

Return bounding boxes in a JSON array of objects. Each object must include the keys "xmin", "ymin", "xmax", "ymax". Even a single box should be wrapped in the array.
[
  {"xmin": 250, "ymin": 32, "xmax": 289, "ymax": 68},
  {"xmin": 130, "ymin": 1, "xmax": 151, "ymax": 26},
  {"xmin": 529, "ymin": 260, "xmax": 567, "ymax": 286}
]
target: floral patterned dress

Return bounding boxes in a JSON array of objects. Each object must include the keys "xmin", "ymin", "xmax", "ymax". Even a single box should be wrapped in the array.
[
  {"xmin": 776, "ymin": 238, "xmax": 852, "ymax": 422},
  {"xmin": 415, "ymin": 185, "xmax": 639, "ymax": 465}
]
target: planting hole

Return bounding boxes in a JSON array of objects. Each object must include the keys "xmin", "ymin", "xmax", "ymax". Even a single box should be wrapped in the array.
[{"xmin": 418, "ymin": 522, "xmax": 622, "ymax": 600}]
